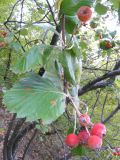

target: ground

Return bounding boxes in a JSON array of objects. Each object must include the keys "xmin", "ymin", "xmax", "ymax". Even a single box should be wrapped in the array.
[{"xmin": 0, "ymin": 97, "xmax": 73, "ymax": 160}]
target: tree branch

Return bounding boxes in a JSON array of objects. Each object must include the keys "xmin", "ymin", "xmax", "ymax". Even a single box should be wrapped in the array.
[
  {"xmin": 102, "ymin": 104, "xmax": 120, "ymax": 124},
  {"xmin": 78, "ymin": 68, "xmax": 120, "ymax": 96}
]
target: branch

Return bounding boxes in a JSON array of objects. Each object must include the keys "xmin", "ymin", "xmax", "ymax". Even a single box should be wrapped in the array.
[
  {"xmin": 3, "ymin": 114, "xmax": 16, "ymax": 160},
  {"xmin": 12, "ymin": 121, "xmax": 37, "ymax": 157},
  {"xmin": 22, "ymin": 129, "xmax": 38, "ymax": 160},
  {"xmin": 46, "ymin": 0, "xmax": 57, "ymax": 26},
  {"xmin": 78, "ymin": 69, "xmax": 120, "ymax": 96},
  {"xmin": 7, "ymin": 118, "xmax": 26, "ymax": 159},
  {"xmin": 102, "ymin": 104, "xmax": 120, "ymax": 124}
]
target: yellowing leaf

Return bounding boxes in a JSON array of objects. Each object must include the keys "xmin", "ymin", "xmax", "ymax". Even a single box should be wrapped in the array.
[{"xmin": 55, "ymin": 0, "xmax": 63, "ymax": 10}]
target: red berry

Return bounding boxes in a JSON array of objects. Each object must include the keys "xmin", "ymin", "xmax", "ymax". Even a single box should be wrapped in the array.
[
  {"xmin": 88, "ymin": 135, "xmax": 102, "ymax": 149},
  {"xmin": 0, "ymin": 42, "xmax": 5, "ymax": 48},
  {"xmin": 3, "ymin": 31, "xmax": 7, "ymax": 37},
  {"xmin": 78, "ymin": 130, "xmax": 90, "ymax": 145},
  {"xmin": 79, "ymin": 114, "xmax": 91, "ymax": 126},
  {"xmin": 91, "ymin": 123, "xmax": 106, "ymax": 138},
  {"xmin": 77, "ymin": 6, "xmax": 92, "ymax": 22},
  {"xmin": 105, "ymin": 41, "xmax": 112, "ymax": 48},
  {"xmin": 65, "ymin": 133, "xmax": 79, "ymax": 147}
]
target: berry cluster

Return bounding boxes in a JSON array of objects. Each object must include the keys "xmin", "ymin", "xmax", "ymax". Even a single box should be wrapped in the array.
[
  {"xmin": 0, "ymin": 30, "xmax": 7, "ymax": 48},
  {"xmin": 65, "ymin": 114, "xmax": 106, "ymax": 150}
]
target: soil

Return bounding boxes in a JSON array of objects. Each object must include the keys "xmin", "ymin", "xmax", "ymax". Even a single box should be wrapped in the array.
[{"xmin": 0, "ymin": 105, "xmax": 71, "ymax": 160}]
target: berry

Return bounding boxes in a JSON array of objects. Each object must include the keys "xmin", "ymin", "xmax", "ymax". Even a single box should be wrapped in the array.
[
  {"xmin": 77, "ymin": 6, "xmax": 92, "ymax": 22},
  {"xmin": 112, "ymin": 147, "xmax": 120, "ymax": 156},
  {"xmin": 79, "ymin": 114, "xmax": 91, "ymax": 127},
  {"xmin": 88, "ymin": 135, "xmax": 102, "ymax": 149},
  {"xmin": 78, "ymin": 130, "xmax": 90, "ymax": 144},
  {"xmin": 3, "ymin": 31, "xmax": 7, "ymax": 37},
  {"xmin": 65, "ymin": 133, "xmax": 79, "ymax": 147},
  {"xmin": 100, "ymin": 40, "xmax": 115, "ymax": 50},
  {"xmin": 105, "ymin": 41, "xmax": 112, "ymax": 49},
  {"xmin": 91, "ymin": 123, "xmax": 106, "ymax": 138},
  {"xmin": 0, "ymin": 42, "xmax": 5, "ymax": 48}
]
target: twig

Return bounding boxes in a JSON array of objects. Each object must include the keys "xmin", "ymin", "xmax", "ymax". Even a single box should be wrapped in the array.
[
  {"xmin": 102, "ymin": 104, "xmax": 120, "ymax": 124},
  {"xmin": 78, "ymin": 69, "xmax": 120, "ymax": 96},
  {"xmin": 90, "ymin": 90, "xmax": 101, "ymax": 118},
  {"xmin": 46, "ymin": 0, "xmax": 57, "ymax": 26},
  {"xmin": 100, "ymin": 94, "xmax": 108, "ymax": 122}
]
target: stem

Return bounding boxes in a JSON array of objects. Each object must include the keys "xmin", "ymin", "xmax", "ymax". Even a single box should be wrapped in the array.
[
  {"xmin": 69, "ymin": 97, "xmax": 81, "ymax": 117},
  {"xmin": 73, "ymin": 111, "xmax": 77, "ymax": 133}
]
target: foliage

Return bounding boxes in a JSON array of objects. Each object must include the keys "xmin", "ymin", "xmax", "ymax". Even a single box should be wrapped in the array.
[{"xmin": 0, "ymin": 0, "xmax": 120, "ymax": 159}]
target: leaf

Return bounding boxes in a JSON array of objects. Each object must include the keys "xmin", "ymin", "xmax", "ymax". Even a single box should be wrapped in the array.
[
  {"xmin": 65, "ymin": 15, "xmax": 79, "ymax": 34},
  {"xmin": 20, "ymin": 28, "xmax": 28, "ymax": 36},
  {"xmin": 74, "ymin": 59, "xmax": 82, "ymax": 84},
  {"xmin": 11, "ymin": 45, "xmax": 45, "ymax": 74},
  {"xmin": 44, "ymin": 47, "xmax": 62, "ymax": 74},
  {"xmin": 109, "ymin": 31, "xmax": 117, "ymax": 39},
  {"xmin": 38, "ymin": 9, "xmax": 45, "ymax": 14},
  {"xmin": 80, "ymin": 41, "xmax": 87, "ymax": 49},
  {"xmin": 59, "ymin": 51, "xmax": 76, "ymax": 85},
  {"xmin": 71, "ymin": 145, "xmax": 88, "ymax": 156},
  {"xmin": 9, "ymin": 42, "xmax": 22, "ymax": 52},
  {"xmin": 4, "ymin": 32, "xmax": 14, "ymax": 43},
  {"xmin": 55, "ymin": 0, "xmax": 63, "ymax": 10},
  {"xmin": 70, "ymin": 44, "xmax": 81, "ymax": 58},
  {"xmin": 3, "ymin": 73, "xmax": 66, "ymax": 124},
  {"xmin": 42, "ymin": 45, "xmax": 54, "ymax": 65},
  {"xmin": 60, "ymin": 0, "xmax": 94, "ymax": 16},
  {"xmin": 110, "ymin": 0, "xmax": 120, "ymax": 9},
  {"xmin": 95, "ymin": 3, "xmax": 108, "ymax": 15},
  {"xmin": 43, "ymin": 71, "xmax": 63, "ymax": 90}
]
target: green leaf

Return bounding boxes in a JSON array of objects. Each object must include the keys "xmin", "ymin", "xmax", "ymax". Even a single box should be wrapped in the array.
[
  {"xmin": 11, "ymin": 45, "xmax": 45, "ymax": 74},
  {"xmin": 59, "ymin": 51, "xmax": 76, "ymax": 85},
  {"xmin": 95, "ymin": 3, "xmax": 108, "ymax": 15},
  {"xmin": 44, "ymin": 47, "xmax": 62, "ymax": 74},
  {"xmin": 3, "ymin": 73, "xmax": 66, "ymax": 124},
  {"xmin": 42, "ymin": 45, "xmax": 54, "ymax": 65},
  {"xmin": 55, "ymin": 0, "xmax": 64, "ymax": 10},
  {"xmin": 0, "ymin": 37, "xmax": 4, "ymax": 42},
  {"xmin": 109, "ymin": 31, "xmax": 117, "ymax": 38},
  {"xmin": 60, "ymin": 0, "xmax": 94, "ymax": 16},
  {"xmin": 38, "ymin": 9, "xmax": 45, "ymax": 14},
  {"xmin": 65, "ymin": 16, "xmax": 79, "ymax": 34},
  {"xmin": 43, "ymin": 71, "xmax": 63, "ymax": 90},
  {"xmin": 74, "ymin": 59, "xmax": 82, "ymax": 84},
  {"xmin": 71, "ymin": 145, "xmax": 88, "ymax": 156},
  {"xmin": 4, "ymin": 32, "xmax": 14, "ymax": 43},
  {"xmin": 70, "ymin": 44, "xmax": 81, "ymax": 58},
  {"xmin": 9, "ymin": 42, "xmax": 22, "ymax": 52},
  {"xmin": 80, "ymin": 41, "xmax": 87, "ymax": 49},
  {"xmin": 20, "ymin": 28, "xmax": 28, "ymax": 36},
  {"xmin": 110, "ymin": 0, "xmax": 120, "ymax": 9}
]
